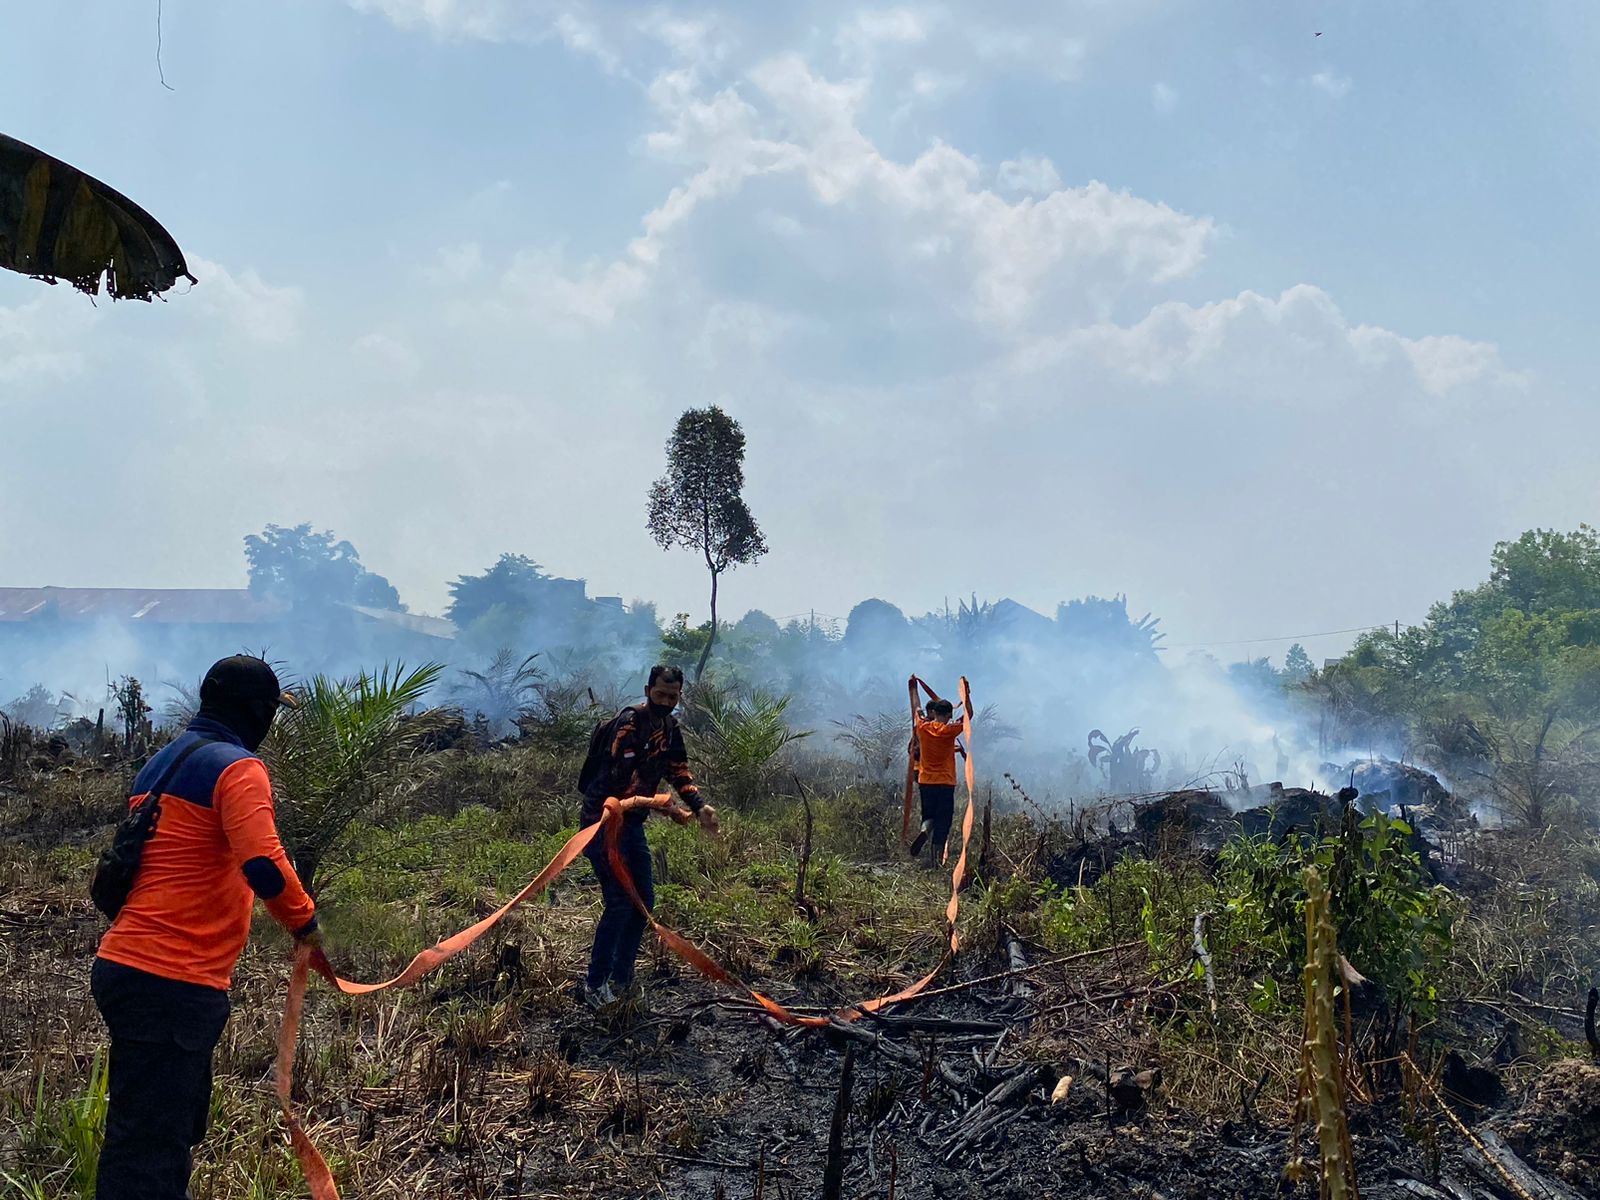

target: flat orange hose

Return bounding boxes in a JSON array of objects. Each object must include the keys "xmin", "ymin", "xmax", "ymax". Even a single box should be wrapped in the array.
[{"xmin": 277, "ymin": 684, "xmax": 980, "ymax": 1197}]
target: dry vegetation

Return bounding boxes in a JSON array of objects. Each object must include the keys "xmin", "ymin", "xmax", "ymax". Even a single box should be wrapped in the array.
[{"xmin": 2, "ymin": 702, "xmax": 1599, "ymax": 1200}]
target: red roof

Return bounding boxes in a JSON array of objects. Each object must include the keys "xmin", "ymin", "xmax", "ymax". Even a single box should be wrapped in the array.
[{"xmin": 0, "ymin": 587, "xmax": 287, "ymax": 624}]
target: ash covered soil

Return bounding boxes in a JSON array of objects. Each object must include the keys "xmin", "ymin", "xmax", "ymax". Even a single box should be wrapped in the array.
[{"xmin": 3, "ymin": 764, "xmax": 1598, "ymax": 1200}]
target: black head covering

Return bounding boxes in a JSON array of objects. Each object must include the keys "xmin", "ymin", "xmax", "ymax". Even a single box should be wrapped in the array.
[{"xmin": 197, "ymin": 655, "xmax": 294, "ymax": 752}]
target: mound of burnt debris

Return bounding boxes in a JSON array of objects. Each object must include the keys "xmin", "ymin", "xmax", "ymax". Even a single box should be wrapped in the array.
[
  {"xmin": 1046, "ymin": 761, "xmax": 1474, "ymax": 892},
  {"xmin": 1497, "ymin": 1058, "xmax": 1600, "ymax": 1192}
]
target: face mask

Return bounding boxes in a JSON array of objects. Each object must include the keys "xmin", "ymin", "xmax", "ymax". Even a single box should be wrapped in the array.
[
  {"xmin": 198, "ymin": 696, "xmax": 276, "ymax": 752},
  {"xmin": 646, "ymin": 700, "xmax": 675, "ymax": 718}
]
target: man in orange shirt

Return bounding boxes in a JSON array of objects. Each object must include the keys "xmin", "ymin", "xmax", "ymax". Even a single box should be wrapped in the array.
[
  {"xmin": 92, "ymin": 655, "xmax": 320, "ymax": 1200},
  {"xmin": 909, "ymin": 697, "xmax": 964, "ymax": 862}
]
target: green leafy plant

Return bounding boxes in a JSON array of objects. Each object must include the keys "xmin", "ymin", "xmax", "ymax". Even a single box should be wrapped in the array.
[
  {"xmin": 830, "ymin": 711, "xmax": 908, "ymax": 782},
  {"xmin": 4, "ymin": 1050, "xmax": 109, "ymax": 1200},
  {"xmin": 687, "ymin": 684, "xmax": 811, "ymax": 810},
  {"xmin": 263, "ymin": 661, "xmax": 447, "ymax": 888},
  {"xmin": 1218, "ymin": 808, "xmax": 1451, "ymax": 1013},
  {"xmin": 774, "ymin": 917, "xmax": 823, "ymax": 975},
  {"xmin": 452, "ymin": 649, "xmax": 542, "ymax": 738}
]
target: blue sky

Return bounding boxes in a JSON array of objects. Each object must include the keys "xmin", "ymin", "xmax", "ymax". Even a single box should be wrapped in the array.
[{"xmin": 3, "ymin": 1, "xmax": 1596, "ymax": 660}]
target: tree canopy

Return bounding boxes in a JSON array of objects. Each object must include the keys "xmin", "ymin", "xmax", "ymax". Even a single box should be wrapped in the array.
[
  {"xmin": 445, "ymin": 554, "xmax": 550, "ymax": 629},
  {"xmin": 1335, "ymin": 526, "xmax": 1600, "ymax": 723},
  {"xmin": 647, "ymin": 406, "xmax": 768, "ymax": 679},
  {"xmin": 244, "ymin": 524, "xmax": 402, "ymax": 612}
]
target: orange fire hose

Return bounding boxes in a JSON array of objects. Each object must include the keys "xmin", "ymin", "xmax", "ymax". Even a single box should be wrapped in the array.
[
  {"xmin": 276, "ymin": 807, "xmax": 621, "ymax": 1198},
  {"xmin": 277, "ymin": 681, "xmax": 977, "ymax": 1197},
  {"xmin": 902, "ymin": 675, "xmax": 922, "ymax": 842}
]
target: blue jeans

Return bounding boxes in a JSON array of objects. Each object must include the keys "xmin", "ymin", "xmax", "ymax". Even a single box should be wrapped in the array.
[{"xmin": 583, "ymin": 818, "xmax": 654, "ymax": 989}]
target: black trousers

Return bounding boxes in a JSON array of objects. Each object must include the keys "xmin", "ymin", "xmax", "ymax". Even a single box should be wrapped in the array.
[
  {"xmin": 90, "ymin": 958, "xmax": 230, "ymax": 1200},
  {"xmin": 919, "ymin": 783, "xmax": 956, "ymax": 859}
]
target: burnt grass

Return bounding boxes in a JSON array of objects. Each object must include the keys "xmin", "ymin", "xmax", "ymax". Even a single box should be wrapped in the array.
[{"xmin": 3, "ymin": 746, "xmax": 1599, "ymax": 1200}]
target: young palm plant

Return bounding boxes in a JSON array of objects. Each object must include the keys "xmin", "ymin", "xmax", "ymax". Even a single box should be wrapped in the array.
[
  {"xmin": 831, "ymin": 711, "xmax": 909, "ymax": 782},
  {"xmin": 262, "ymin": 661, "xmax": 446, "ymax": 890},
  {"xmin": 452, "ymin": 648, "xmax": 542, "ymax": 738},
  {"xmin": 688, "ymin": 683, "xmax": 811, "ymax": 810}
]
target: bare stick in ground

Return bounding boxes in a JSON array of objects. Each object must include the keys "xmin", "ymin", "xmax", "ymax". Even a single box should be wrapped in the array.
[
  {"xmin": 978, "ymin": 793, "xmax": 992, "ymax": 877},
  {"xmin": 821, "ymin": 1044, "xmax": 855, "ymax": 1200},
  {"xmin": 1586, "ymin": 987, "xmax": 1598, "ymax": 1059},
  {"xmin": 792, "ymin": 775, "xmax": 817, "ymax": 922},
  {"xmin": 1192, "ymin": 910, "xmax": 1217, "ymax": 1016},
  {"xmin": 1005, "ymin": 931, "xmax": 1034, "ymax": 1001}
]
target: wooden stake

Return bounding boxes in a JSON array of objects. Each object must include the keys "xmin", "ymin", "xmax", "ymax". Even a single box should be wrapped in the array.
[{"xmin": 822, "ymin": 1045, "xmax": 855, "ymax": 1200}]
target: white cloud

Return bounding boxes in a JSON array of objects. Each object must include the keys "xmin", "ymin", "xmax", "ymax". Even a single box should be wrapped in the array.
[
  {"xmin": 0, "ymin": 293, "xmax": 95, "ymax": 384},
  {"xmin": 973, "ymin": 27, "xmax": 1086, "ymax": 81},
  {"xmin": 346, "ymin": 0, "xmax": 523, "ymax": 41},
  {"xmin": 351, "ymin": 332, "xmax": 422, "ymax": 382},
  {"xmin": 1382, "ymin": 331, "xmax": 1525, "ymax": 397},
  {"xmin": 10, "ymin": 1, "xmax": 1570, "ymax": 657},
  {"xmin": 836, "ymin": 7, "xmax": 934, "ymax": 67},
  {"xmin": 498, "ymin": 56, "xmax": 1211, "ymax": 339},
  {"xmin": 1021, "ymin": 285, "xmax": 1518, "ymax": 407},
  {"xmin": 850, "ymin": 8, "xmax": 932, "ymax": 44},
  {"xmin": 636, "ymin": 11, "xmax": 730, "ymax": 66},
  {"xmin": 186, "ymin": 258, "xmax": 304, "ymax": 345},
  {"xmin": 1309, "ymin": 69, "xmax": 1352, "ymax": 99},
  {"xmin": 1152, "ymin": 81, "xmax": 1178, "ymax": 113},
  {"xmin": 893, "ymin": 66, "xmax": 967, "ymax": 117},
  {"xmin": 552, "ymin": 11, "xmax": 624, "ymax": 74},
  {"xmin": 425, "ymin": 241, "xmax": 488, "ymax": 285},
  {"xmin": 997, "ymin": 154, "xmax": 1063, "ymax": 196},
  {"xmin": 348, "ymin": 0, "xmax": 1105, "ymax": 96}
]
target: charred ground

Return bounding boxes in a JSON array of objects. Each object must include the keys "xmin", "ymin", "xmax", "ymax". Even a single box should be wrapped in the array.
[{"xmin": 4, "ymin": 714, "xmax": 1599, "ymax": 1200}]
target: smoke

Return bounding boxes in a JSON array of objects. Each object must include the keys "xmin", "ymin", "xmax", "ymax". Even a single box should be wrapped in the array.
[
  {"xmin": 724, "ymin": 596, "xmax": 1372, "ymax": 809},
  {"xmin": 2, "ymin": 584, "xmax": 1405, "ymax": 812},
  {"xmin": 0, "ymin": 595, "xmax": 668, "ymax": 732}
]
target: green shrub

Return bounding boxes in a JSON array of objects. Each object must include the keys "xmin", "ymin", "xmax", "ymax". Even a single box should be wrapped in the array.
[{"xmin": 1217, "ymin": 809, "xmax": 1452, "ymax": 1013}]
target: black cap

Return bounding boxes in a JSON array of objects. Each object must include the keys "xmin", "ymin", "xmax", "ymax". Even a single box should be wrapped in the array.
[{"xmin": 200, "ymin": 655, "xmax": 298, "ymax": 710}]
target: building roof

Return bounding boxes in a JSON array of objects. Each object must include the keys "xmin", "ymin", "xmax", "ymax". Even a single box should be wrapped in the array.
[
  {"xmin": 0, "ymin": 587, "xmax": 286, "ymax": 624},
  {"xmin": 0, "ymin": 587, "xmax": 460, "ymax": 641},
  {"xmin": 346, "ymin": 604, "xmax": 457, "ymax": 640}
]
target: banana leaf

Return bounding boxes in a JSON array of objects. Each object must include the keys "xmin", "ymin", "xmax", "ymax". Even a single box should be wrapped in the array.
[{"xmin": 0, "ymin": 132, "xmax": 194, "ymax": 301}]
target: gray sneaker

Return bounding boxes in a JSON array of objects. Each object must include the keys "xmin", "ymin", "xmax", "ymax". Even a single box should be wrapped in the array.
[{"xmin": 582, "ymin": 981, "xmax": 617, "ymax": 1010}]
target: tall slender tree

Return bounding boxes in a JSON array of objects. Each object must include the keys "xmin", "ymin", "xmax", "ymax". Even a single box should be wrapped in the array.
[{"xmin": 647, "ymin": 406, "xmax": 768, "ymax": 680}]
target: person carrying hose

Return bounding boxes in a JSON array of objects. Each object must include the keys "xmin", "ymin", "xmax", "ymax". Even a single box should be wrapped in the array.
[
  {"xmin": 909, "ymin": 695, "xmax": 964, "ymax": 862},
  {"xmin": 91, "ymin": 655, "xmax": 321, "ymax": 1200},
  {"xmin": 576, "ymin": 664, "xmax": 718, "ymax": 1008}
]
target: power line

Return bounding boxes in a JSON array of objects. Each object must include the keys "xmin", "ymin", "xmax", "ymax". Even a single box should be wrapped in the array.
[
  {"xmin": 755, "ymin": 608, "xmax": 1407, "ymax": 652},
  {"xmin": 1166, "ymin": 623, "xmax": 1397, "ymax": 651}
]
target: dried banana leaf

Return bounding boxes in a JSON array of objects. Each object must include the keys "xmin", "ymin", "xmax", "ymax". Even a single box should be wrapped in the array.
[{"xmin": 0, "ymin": 132, "xmax": 194, "ymax": 301}]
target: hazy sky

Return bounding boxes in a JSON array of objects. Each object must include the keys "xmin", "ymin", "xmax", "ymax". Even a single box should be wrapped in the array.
[{"xmin": 3, "ymin": 1, "xmax": 1597, "ymax": 662}]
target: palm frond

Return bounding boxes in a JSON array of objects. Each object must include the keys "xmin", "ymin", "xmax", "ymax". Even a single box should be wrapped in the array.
[{"xmin": 263, "ymin": 661, "xmax": 446, "ymax": 886}]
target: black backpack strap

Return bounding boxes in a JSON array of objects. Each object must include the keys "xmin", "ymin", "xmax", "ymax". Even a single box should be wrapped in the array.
[{"xmin": 133, "ymin": 735, "xmax": 217, "ymax": 807}]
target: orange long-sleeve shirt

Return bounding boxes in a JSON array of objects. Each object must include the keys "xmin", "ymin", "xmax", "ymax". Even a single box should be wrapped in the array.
[
  {"xmin": 914, "ymin": 715, "xmax": 965, "ymax": 786},
  {"xmin": 97, "ymin": 719, "xmax": 316, "ymax": 990}
]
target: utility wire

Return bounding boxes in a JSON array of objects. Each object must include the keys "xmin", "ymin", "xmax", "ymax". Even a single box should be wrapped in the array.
[
  {"xmin": 757, "ymin": 609, "xmax": 1407, "ymax": 652},
  {"xmin": 1166, "ymin": 623, "xmax": 1399, "ymax": 651}
]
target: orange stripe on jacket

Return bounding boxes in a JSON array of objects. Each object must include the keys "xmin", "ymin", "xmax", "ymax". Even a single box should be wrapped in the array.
[{"xmin": 98, "ymin": 740, "xmax": 314, "ymax": 990}]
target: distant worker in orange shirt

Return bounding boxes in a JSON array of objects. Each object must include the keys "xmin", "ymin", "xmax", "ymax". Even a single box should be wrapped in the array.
[
  {"xmin": 91, "ymin": 655, "xmax": 320, "ymax": 1200},
  {"xmin": 909, "ymin": 695, "xmax": 964, "ymax": 862}
]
